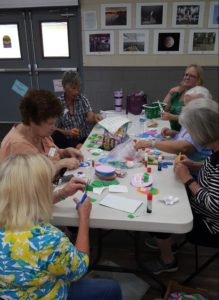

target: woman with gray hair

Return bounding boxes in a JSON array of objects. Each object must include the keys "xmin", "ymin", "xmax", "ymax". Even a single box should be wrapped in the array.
[
  {"xmin": 175, "ymin": 99, "xmax": 219, "ymax": 244},
  {"xmin": 142, "ymin": 98, "xmax": 219, "ymax": 275},
  {"xmin": 52, "ymin": 71, "xmax": 101, "ymax": 149}
]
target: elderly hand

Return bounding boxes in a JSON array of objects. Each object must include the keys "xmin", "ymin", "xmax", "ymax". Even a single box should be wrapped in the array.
[
  {"xmin": 77, "ymin": 196, "xmax": 92, "ymax": 220},
  {"xmin": 174, "ymin": 160, "xmax": 191, "ymax": 183},
  {"xmin": 161, "ymin": 127, "xmax": 172, "ymax": 137},
  {"xmin": 134, "ymin": 139, "xmax": 152, "ymax": 150},
  {"xmin": 61, "ymin": 157, "xmax": 80, "ymax": 170},
  {"xmin": 169, "ymin": 86, "xmax": 181, "ymax": 95},
  {"xmin": 62, "ymin": 147, "xmax": 84, "ymax": 161},
  {"xmin": 94, "ymin": 113, "xmax": 103, "ymax": 123},
  {"xmin": 71, "ymin": 128, "xmax": 80, "ymax": 137},
  {"xmin": 62, "ymin": 177, "xmax": 87, "ymax": 198}
]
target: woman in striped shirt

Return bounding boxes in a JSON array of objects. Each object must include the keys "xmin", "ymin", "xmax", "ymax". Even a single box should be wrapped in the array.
[
  {"xmin": 143, "ymin": 98, "xmax": 219, "ymax": 275},
  {"xmin": 174, "ymin": 98, "xmax": 219, "ymax": 243}
]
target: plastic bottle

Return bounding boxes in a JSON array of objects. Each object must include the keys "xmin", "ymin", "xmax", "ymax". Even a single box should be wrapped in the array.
[{"xmin": 139, "ymin": 110, "xmax": 146, "ymax": 134}]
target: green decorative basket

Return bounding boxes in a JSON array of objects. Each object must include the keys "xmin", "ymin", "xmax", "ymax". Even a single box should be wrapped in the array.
[{"xmin": 143, "ymin": 102, "xmax": 166, "ymax": 119}]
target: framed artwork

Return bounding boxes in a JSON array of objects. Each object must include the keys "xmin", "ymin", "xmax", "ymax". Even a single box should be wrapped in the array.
[
  {"xmin": 119, "ymin": 30, "xmax": 149, "ymax": 54},
  {"xmin": 136, "ymin": 3, "xmax": 167, "ymax": 28},
  {"xmin": 101, "ymin": 3, "xmax": 131, "ymax": 29},
  {"xmin": 85, "ymin": 31, "xmax": 114, "ymax": 55},
  {"xmin": 172, "ymin": 2, "xmax": 204, "ymax": 27},
  {"xmin": 188, "ymin": 30, "xmax": 218, "ymax": 54},
  {"xmin": 153, "ymin": 30, "xmax": 184, "ymax": 54},
  {"xmin": 208, "ymin": 1, "xmax": 219, "ymax": 28}
]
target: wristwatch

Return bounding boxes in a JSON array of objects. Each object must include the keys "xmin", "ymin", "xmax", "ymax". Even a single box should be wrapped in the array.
[{"xmin": 184, "ymin": 178, "xmax": 196, "ymax": 188}]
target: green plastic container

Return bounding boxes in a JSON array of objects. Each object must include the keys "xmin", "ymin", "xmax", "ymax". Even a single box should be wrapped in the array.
[{"xmin": 143, "ymin": 102, "xmax": 166, "ymax": 119}]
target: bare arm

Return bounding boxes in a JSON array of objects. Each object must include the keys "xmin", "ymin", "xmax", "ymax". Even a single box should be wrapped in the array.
[
  {"xmin": 75, "ymin": 198, "xmax": 92, "ymax": 255},
  {"xmin": 87, "ymin": 111, "xmax": 102, "ymax": 123},
  {"xmin": 135, "ymin": 139, "xmax": 195, "ymax": 156}
]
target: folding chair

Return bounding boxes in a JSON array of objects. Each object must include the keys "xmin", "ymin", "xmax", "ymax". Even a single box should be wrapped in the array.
[{"xmin": 179, "ymin": 231, "xmax": 219, "ymax": 285}]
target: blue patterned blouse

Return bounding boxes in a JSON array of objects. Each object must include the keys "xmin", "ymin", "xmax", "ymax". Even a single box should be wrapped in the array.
[{"xmin": 0, "ymin": 223, "xmax": 89, "ymax": 299}]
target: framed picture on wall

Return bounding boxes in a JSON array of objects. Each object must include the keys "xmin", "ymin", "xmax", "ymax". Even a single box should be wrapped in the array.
[
  {"xmin": 153, "ymin": 30, "xmax": 184, "ymax": 54},
  {"xmin": 119, "ymin": 30, "xmax": 149, "ymax": 54},
  {"xmin": 85, "ymin": 31, "xmax": 114, "ymax": 55},
  {"xmin": 136, "ymin": 3, "xmax": 167, "ymax": 28},
  {"xmin": 188, "ymin": 30, "xmax": 218, "ymax": 54},
  {"xmin": 208, "ymin": 1, "xmax": 219, "ymax": 28},
  {"xmin": 101, "ymin": 3, "xmax": 131, "ymax": 29},
  {"xmin": 172, "ymin": 2, "xmax": 204, "ymax": 27}
]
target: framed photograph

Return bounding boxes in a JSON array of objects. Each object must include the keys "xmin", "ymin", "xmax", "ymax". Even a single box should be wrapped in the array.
[
  {"xmin": 85, "ymin": 31, "xmax": 114, "ymax": 55},
  {"xmin": 153, "ymin": 30, "xmax": 184, "ymax": 54},
  {"xmin": 101, "ymin": 3, "xmax": 131, "ymax": 29},
  {"xmin": 119, "ymin": 30, "xmax": 149, "ymax": 54},
  {"xmin": 188, "ymin": 29, "xmax": 218, "ymax": 54},
  {"xmin": 208, "ymin": 1, "xmax": 219, "ymax": 28},
  {"xmin": 172, "ymin": 2, "xmax": 204, "ymax": 27},
  {"xmin": 136, "ymin": 3, "xmax": 167, "ymax": 28}
]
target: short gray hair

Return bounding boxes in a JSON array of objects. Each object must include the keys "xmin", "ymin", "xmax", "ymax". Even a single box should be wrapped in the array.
[
  {"xmin": 62, "ymin": 70, "xmax": 80, "ymax": 87},
  {"xmin": 185, "ymin": 86, "xmax": 212, "ymax": 99},
  {"xmin": 179, "ymin": 98, "xmax": 219, "ymax": 145}
]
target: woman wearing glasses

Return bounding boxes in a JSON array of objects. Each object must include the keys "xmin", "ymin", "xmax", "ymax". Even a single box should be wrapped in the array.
[{"xmin": 162, "ymin": 64, "xmax": 204, "ymax": 131}]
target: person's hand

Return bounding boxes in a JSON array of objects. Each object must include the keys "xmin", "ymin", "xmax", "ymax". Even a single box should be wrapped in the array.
[
  {"xmin": 169, "ymin": 86, "xmax": 181, "ymax": 95},
  {"xmin": 71, "ymin": 128, "xmax": 80, "ymax": 137},
  {"xmin": 62, "ymin": 177, "xmax": 87, "ymax": 198},
  {"xmin": 174, "ymin": 160, "xmax": 191, "ymax": 183},
  {"xmin": 134, "ymin": 139, "xmax": 151, "ymax": 150},
  {"xmin": 61, "ymin": 157, "xmax": 80, "ymax": 170},
  {"xmin": 161, "ymin": 127, "xmax": 172, "ymax": 137},
  {"xmin": 94, "ymin": 113, "xmax": 103, "ymax": 123},
  {"xmin": 62, "ymin": 147, "xmax": 84, "ymax": 161},
  {"xmin": 177, "ymin": 154, "xmax": 203, "ymax": 170},
  {"xmin": 77, "ymin": 197, "xmax": 92, "ymax": 221}
]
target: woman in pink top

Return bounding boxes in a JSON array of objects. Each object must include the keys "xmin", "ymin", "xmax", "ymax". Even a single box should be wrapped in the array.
[{"xmin": 1, "ymin": 89, "xmax": 85, "ymax": 203}]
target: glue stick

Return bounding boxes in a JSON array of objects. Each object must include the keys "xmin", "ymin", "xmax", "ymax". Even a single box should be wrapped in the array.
[
  {"xmin": 157, "ymin": 155, "xmax": 162, "ymax": 171},
  {"xmin": 147, "ymin": 193, "xmax": 153, "ymax": 213}
]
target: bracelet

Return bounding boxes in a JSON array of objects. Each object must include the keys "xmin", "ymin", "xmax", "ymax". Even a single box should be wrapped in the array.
[{"xmin": 184, "ymin": 178, "xmax": 196, "ymax": 189}]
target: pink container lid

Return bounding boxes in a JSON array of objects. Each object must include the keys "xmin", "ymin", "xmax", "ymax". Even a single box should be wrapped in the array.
[{"xmin": 95, "ymin": 165, "xmax": 116, "ymax": 175}]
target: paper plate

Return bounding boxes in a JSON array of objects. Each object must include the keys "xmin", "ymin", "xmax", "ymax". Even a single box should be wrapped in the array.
[{"xmin": 131, "ymin": 173, "xmax": 153, "ymax": 188}]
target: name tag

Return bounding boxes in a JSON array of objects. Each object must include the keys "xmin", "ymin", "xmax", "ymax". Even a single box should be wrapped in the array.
[{"xmin": 48, "ymin": 147, "xmax": 56, "ymax": 157}]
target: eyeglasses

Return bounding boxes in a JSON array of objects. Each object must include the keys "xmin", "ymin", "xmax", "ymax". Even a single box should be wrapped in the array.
[{"xmin": 184, "ymin": 73, "xmax": 197, "ymax": 79}]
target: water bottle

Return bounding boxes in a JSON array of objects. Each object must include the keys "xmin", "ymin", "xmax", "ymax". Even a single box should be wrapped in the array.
[{"xmin": 139, "ymin": 110, "xmax": 146, "ymax": 134}]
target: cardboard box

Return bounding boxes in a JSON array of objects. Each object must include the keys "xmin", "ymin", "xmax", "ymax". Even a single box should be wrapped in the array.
[{"xmin": 164, "ymin": 281, "xmax": 213, "ymax": 300}]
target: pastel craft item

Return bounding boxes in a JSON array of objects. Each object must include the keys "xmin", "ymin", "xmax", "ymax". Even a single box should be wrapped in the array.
[
  {"xmin": 131, "ymin": 173, "xmax": 153, "ymax": 188},
  {"xmin": 95, "ymin": 165, "xmax": 116, "ymax": 180},
  {"xmin": 95, "ymin": 165, "xmax": 116, "ymax": 176}
]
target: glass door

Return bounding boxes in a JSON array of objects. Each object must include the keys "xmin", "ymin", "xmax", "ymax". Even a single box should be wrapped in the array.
[{"xmin": 0, "ymin": 7, "xmax": 82, "ymax": 122}]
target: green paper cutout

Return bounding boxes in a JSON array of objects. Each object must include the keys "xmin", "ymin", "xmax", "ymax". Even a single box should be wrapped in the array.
[
  {"xmin": 92, "ymin": 152, "xmax": 100, "ymax": 156},
  {"xmin": 91, "ymin": 180, "xmax": 104, "ymax": 187},
  {"xmin": 128, "ymin": 214, "xmax": 135, "ymax": 219},
  {"xmin": 150, "ymin": 187, "xmax": 158, "ymax": 195},
  {"xmin": 90, "ymin": 197, "xmax": 97, "ymax": 203},
  {"xmin": 91, "ymin": 179, "xmax": 120, "ymax": 187},
  {"xmin": 86, "ymin": 185, "xmax": 93, "ymax": 191}
]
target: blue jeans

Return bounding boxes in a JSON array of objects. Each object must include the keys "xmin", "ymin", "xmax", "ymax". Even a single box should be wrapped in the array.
[{"xmin": 67, "ymin": 278, "xmax": 122, "ymax": 300}]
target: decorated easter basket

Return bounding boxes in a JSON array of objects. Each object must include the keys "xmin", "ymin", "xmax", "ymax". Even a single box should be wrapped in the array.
[{"xmin": 143, "ymin": 102, "xmax": 166, "ymax": 119}]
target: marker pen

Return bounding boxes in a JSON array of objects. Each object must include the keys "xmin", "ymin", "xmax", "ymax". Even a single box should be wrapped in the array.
[
  {"xmin": 76, "ymin": 193, "xmax": 87, "ymax": 210},
  {"xmin": 147, "ymin": 193, "xmax": 153, "ymax": 213}
]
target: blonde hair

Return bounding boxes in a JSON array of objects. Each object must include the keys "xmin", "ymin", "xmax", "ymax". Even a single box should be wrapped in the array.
[
  {"xmin": 185, "ymin": 64, "xmax": 204, "ymax": 86},
  {"xmin": 0, "ymin": 154, "xmax": 54, "ymax": 230}
]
